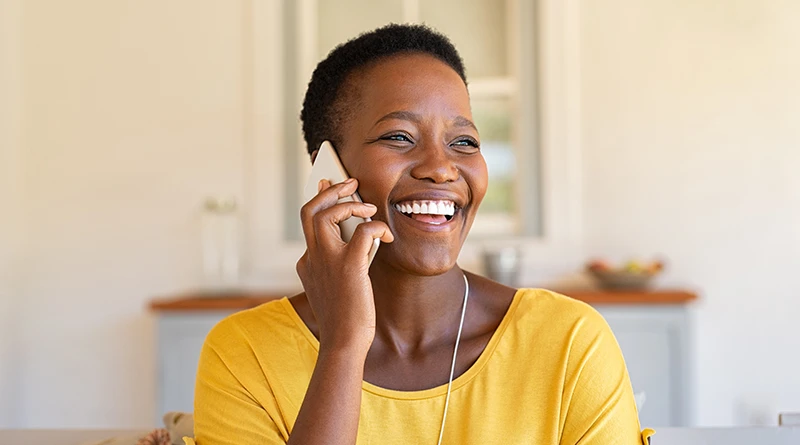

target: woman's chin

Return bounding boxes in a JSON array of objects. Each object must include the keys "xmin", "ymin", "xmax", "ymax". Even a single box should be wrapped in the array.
[{"xmin": 373, "ymin": 244, "xmax": 461, "ymax": 277}]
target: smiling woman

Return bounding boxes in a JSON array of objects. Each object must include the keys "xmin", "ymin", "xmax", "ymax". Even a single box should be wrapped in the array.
[{"xmin": 192, "ymin": 24, "xmax": 650, "ymax": 445}]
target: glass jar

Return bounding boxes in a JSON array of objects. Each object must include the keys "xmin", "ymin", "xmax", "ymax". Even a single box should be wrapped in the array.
[{"xmin": 201, "ymin": 197, "xmax": 240, "ymax": 292}]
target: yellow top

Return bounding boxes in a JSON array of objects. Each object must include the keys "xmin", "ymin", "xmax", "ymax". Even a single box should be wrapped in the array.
[{"xmin": 192, "ymin": 289, "xmax": 654, "ymax": 444}]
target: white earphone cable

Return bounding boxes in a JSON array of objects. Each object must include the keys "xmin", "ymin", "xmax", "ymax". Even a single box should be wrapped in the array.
[{"xmin": 436, "ymin": 272, "xmax": 470, "ymax": 445}]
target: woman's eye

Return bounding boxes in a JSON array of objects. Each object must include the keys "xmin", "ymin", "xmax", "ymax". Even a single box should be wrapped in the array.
[
  {"xmin": 452, "ymin": 138, "xmax": 480, "ymax": 150},
  {"xmin": 381, "ymin": 134, "xmax": 413, "ymax": 143}
]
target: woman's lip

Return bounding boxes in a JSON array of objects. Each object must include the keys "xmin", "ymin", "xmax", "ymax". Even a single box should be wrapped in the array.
[{"xmin": 390, "ymin": 205, "xmax": 460, "ymax": 232}]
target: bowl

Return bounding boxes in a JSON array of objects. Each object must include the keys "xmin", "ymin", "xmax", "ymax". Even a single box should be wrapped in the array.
[{"xmin": 588, "ymin": 269, "xmax": 656, "ymax": 290}]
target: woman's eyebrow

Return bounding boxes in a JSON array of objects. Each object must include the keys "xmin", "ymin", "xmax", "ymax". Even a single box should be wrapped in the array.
[
  {"xmin": 452, "ymin": 116, "xmax": 478, "ymax": 132},
  {"xmin": 373, "ymin": 110, "xmax": 422, "ymax": 126}
]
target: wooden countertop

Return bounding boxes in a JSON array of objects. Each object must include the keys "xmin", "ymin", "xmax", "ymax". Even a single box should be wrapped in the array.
[{"xmin": 149, "ymin": 289, "xmax": 697, "ymax": 312}]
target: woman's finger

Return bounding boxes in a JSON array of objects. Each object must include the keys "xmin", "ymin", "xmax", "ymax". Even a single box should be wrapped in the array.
[
  {"xmin": 300, "ymin": 178, "xmax": 360, "ymax": 247},
  {"xmin": 347, "ymin": 220, "xmax": 394, "ymax": 260},
  {"xmin": 313, "ymin": 201, "xmax": 378, "ymax": 249}
]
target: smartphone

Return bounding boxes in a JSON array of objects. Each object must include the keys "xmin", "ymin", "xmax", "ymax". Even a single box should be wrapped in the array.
[{"xmin": 304, "ymin": 140, "xmax": 380, "ymax": 265}]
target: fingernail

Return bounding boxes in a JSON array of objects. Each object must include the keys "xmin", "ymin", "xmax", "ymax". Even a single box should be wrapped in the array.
[
  {"xmin": 344, "ymin": 178, "xmax": 356, "ymax": 184},
  {"xmin": 364, "ymin": 203, "xmax": 376, "ymax": 209},
  {"xmin": 317, "ymin": 179, "xmax": 325, "ymax": 192}
]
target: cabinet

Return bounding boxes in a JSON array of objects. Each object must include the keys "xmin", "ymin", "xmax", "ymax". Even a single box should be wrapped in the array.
[
  {"xmin": 156, "ymin": 313, "xmax": 227, "ymax": 423},
  {"xmin": 152, "ymin": 290, "xmax": 695, "ymax": 427}
]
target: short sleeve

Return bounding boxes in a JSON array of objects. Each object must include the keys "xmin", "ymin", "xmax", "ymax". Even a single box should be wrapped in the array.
[
  {"xmin": 193, "ymin": 321, "xmax": 287, "ymax": 445},
  {"xmin": 558, "ymin": 307, "xmax": 645, "ymax": 444}
]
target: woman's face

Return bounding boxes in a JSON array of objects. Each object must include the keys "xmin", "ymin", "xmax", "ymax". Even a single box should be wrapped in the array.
[{"xmin": 335, "ymin": 53, "xmax": 488, "ymax": 275}]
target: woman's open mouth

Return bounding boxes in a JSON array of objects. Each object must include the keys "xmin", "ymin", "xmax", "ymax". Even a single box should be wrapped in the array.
[{"xmin": 392, "ymin": 200, "xmax": 458, "ymax": 225}]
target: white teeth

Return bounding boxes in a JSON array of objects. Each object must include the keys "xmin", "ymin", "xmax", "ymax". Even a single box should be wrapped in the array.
[{"xmin": 395, "ymin": 200, "xmax": 457, "ymax": 216}]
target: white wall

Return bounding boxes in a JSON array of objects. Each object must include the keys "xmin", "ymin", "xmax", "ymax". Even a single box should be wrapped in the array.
[
  {"xmin": 3, "ymin": 0, "xmax": 250, "ymax": 427},
  {"xmin": 580, "ymin": 0, "xmax": 800, "ymax": 426},
  {"xmin": 0, "ymin": 0, "xmax": 24, "ymax": 428}
]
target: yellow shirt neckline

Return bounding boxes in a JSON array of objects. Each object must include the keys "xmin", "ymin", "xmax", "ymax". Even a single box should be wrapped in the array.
[{"xmin": 278, "ymin": 288, "xmax": 526, "ymax": 400}]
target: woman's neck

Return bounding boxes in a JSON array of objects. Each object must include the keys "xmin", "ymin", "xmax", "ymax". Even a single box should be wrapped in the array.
[{"xmin": 367, "ymin": 264, "xmax": 468, "ymax": 354}]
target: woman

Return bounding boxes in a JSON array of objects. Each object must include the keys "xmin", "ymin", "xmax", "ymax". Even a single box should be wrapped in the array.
[{"xmin": 193, "ymin": 24, "xmax": 650, "ymax": 444}]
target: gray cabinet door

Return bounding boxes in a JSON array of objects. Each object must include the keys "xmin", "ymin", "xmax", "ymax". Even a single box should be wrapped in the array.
[{"xmin": 156, "ymin": 312, "xmax": 232, "ymax": 423}]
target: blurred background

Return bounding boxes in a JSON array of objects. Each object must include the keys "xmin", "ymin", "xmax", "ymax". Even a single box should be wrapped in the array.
[{"xmin": 1, "ymin": 0, "xmax": 799, "ymax": 432}]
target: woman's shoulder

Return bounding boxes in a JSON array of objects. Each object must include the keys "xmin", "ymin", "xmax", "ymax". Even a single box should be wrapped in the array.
[
  {"xmin": 509, "ymin": 288, "xmax": 613, "ymax": 341},
  {"xmin": 515, "ymin": 288, "xmax": 601, "ymax": 318},
  {"xmin": 203, "ymin": 297, "xmax": 307, "ymax": 353},
  {"xmin": 465, "ymin": 274, "xmax": 610, "ymax": 346}
]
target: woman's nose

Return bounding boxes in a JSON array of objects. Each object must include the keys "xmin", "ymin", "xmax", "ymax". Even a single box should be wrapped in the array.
[{"xmin": 409, "ymin": 142, "xmax": 459, "ymax": 184}]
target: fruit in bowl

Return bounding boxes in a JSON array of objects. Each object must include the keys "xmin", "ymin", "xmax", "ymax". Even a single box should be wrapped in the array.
[{"xmin": 586, "ymin": 259, "xmax": 664, "ymax": 290}]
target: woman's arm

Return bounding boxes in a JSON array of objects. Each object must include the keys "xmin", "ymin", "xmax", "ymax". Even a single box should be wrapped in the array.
[
  {"xmin": 288, "ymin": 178, "xmax": 393, "ymax": 445},
  {"xmin": 194, "ymin": 335, "xmax": 287, "ymax": 444},
  {"xmin": 559, "ymin": 309, "xmax": 645, "ymax": 445},
  {"xmin": 286, "ymin": 345, "xmax": 368, "ymax": 445},
  {"xmin": 195, "ymin": 179, "xmax": 391, "ymax": 445}
]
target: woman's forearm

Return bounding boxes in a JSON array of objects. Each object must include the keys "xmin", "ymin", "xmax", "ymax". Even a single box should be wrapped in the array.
[{"xmin": 287, "ymin": 345, "xmax": 368, "ymax": 445}]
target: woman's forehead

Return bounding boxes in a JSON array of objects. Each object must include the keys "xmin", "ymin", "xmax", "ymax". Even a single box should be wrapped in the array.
[{"xmin": 349, "ymin": 53, "xmax": 472, "ymax": 122}]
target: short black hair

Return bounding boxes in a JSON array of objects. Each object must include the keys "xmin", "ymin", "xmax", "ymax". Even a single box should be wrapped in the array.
[{"xmin": 300, "ymin": 23, "xmax": 467, "ymax": 158}]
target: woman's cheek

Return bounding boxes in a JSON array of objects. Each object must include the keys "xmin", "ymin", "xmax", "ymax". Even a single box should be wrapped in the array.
[{"xmin": 467, "ymin": 158, "xmax": 489, "ymax": 203}]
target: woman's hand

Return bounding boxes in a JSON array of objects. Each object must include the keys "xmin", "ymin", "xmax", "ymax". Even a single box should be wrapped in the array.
[{"xmin": 296, "ymin": 178, "xmax": 394, "ymax": 355}]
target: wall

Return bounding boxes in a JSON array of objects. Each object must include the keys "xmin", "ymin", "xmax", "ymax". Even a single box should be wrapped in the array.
[
  {"xmin": 0, "ymin": 0, "xmax": 24, "ymax": 427},
  {"xmin": 3, "ymin": 0, "xmax": 251, "ymax": 427},
  {"xmin": 580, "ymin": 0, "xmax": 800, "ymax": 425}
]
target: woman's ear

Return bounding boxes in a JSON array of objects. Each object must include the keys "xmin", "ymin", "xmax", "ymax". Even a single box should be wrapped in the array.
[{"xmin": 310, "ymin": 149, "xmax": 319, "ymax": 164}]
